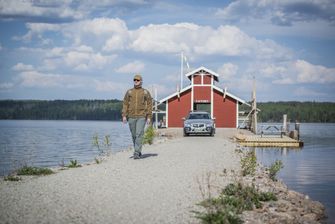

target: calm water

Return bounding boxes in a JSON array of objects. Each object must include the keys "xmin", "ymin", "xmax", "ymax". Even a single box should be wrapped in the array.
[
  {"xmin": 0, "ymin": 121, "xmax": 334, "ymax": 222},
  {"xmin": 0, "ymin": 120, "xmax": 132, "ymax": 176},
  {"xmin": 255, "ymin": 123, "xmax": 335, "ymax": 223}
]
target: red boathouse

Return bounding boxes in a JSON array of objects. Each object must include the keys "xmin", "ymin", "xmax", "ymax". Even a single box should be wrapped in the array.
[{"xmin": 158, "ymin": 66, "xmax": 247, "ymax": 128}]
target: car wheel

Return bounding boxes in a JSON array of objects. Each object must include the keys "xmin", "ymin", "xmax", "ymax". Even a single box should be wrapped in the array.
[
  {"xmin": 210, "ymin": 130, "xmax": 215, "ymax": 137},
  {"xmin": 184, "ymin": 131, "xmax": 189, "ymax": 137}
]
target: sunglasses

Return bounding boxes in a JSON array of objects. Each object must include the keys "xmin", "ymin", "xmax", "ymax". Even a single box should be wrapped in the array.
[{"xmin": 133, "ymin": 79, "xmax": 141, "ymax": 82}]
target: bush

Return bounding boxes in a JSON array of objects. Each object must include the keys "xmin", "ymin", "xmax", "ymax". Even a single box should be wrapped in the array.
[
  {"xmin": 142, "ymin": 125, "xmax": 155, "ymax": 145},
  {"xmin": 268, "ymin": 160, "xmax": 284, "ymax": 181},
  {"xmin": 241, "ymin": 150, "xmax": 257, "ymax": 176}
]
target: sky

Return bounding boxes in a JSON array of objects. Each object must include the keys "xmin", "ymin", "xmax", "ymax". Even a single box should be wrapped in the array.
[{"xmin": 0, "ymin": 0, "xmax": 334, "ymax": 102}]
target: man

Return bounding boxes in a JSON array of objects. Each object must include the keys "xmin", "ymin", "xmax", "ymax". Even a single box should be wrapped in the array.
[{"xmin": 122, "ymin": 74, "xmax": 152, "ymax": 159}]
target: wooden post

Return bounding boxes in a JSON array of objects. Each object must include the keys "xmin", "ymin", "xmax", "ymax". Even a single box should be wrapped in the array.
[
  {"xmin": 283, "ymin": 114, "xmax": 287, "ymax": 132},
  {"xmin": 251, "ymin": 77, "xmax": 257, "ymax": 134}
]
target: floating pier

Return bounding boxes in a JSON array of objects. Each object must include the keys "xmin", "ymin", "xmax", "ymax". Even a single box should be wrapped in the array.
[{"xmin": 235, "ymin": 133, "xmax": 304, "ymax": 148}]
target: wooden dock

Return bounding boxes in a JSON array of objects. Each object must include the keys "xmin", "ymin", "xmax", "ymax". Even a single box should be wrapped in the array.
[{"xmin": 235, "ymin": 133, "xmax": 304, "ymax": 148}]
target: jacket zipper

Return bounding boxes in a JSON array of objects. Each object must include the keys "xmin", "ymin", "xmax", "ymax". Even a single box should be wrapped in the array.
[{"xmin": 135, "ymin": 90, "xmax": 138, "ymax": 115}]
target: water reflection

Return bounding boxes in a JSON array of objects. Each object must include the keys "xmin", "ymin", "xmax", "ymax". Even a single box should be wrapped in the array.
[{"xmin": 254, "ymin": 123, "xmax": 335, "ymax": 223}]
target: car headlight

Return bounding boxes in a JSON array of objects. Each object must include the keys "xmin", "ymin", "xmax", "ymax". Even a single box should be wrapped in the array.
[
  {"xmin": 206, "ymin": 123, "xmax": 213, "ymax": 127},
  {"xmin": 184, "ymin": 123, "xmax": 191, "ymax": 127}
]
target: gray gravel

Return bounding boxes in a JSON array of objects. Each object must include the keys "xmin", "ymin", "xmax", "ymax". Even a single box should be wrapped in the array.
[{"xmin": 0, "ymin": 129, "xmax": 241, "ymax": 224}]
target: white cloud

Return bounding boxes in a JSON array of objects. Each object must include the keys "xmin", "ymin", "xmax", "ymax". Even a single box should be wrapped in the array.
[
  {"xmin": 130, "ymin": 23, "xmax": 199, "ymax": 54},
  {"xmin": 0, "ymin": 0, "xmax": 84, "ymax": 21},
  {"xmin": 64, "ymin": 49, "xmax": 115, "ymax": 71},
  {"xmin": 80, "ymin": 17, "xmax": 128, "ymax": 36},
  {"xmin": 216, "ymin": 0, "xmax": 335, "ymax": 26},
  {"xmin": 295, "ymin": 60, "xmax": 335, "ymax": 84},
  {"xmin": 18, "ymin": 70, "xmax": 89, "ymax": 88},
  {"xmin": 294, "ymin": 87, "xmax": 326, "ymax": 97},
  {"xmin": 12, "ymin": 63, "xmax": 34, "ymax": 71},
  {"xmin": 217, "ymin": 63, "xmax": 238, "ymax": 80},
  {"xmin": 94, "ymin": 80, "xmax": 128, "ymax": 92},
  {"xmin": 15, "ymin": 18, "xmax": 291, "ymax": 60},
  {"xmin": 130, "ymin": 23, "xmax": 291, "ymax": 59},
  {"xmin": 37, "ymin": 45, "xmax": 116, "ymax": 71},
  {"xmin": 0, "ymin": 82, "xmax": 14, "ymax": 91},
  {"xmin": 258, "ymin": 60, "xmax": 335, "ymax": 84},
  {"xmin": 260, "ymin": 64, "xmax": 287, "ymax": 78},
  {"xmin": 13, "ymin": 23, "xmax": 61, "ymax": 42},
  {"xmin": 115, "ymin": 61, "xmax": 145, "ymax": 73}
]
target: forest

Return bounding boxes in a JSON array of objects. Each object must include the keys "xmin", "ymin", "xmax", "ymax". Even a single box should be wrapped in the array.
[
  {"xmin": 0, "ymin": 100, "xmax": 334, "ymax": 123},
  {"xmin": 244, "ymin": 101, "xmax": 335, "ymax": 123},
  {"xmin": 0, "ymin": 100, "xmax": 123, "ymax": 121}
]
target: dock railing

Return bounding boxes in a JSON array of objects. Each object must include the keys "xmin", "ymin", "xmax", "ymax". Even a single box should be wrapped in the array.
[{"xmin": 260, "ymin": 125, "xmax": 287, "ymax": 138}]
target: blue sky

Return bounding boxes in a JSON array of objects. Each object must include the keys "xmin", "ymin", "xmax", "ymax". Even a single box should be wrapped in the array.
[{"xmin": 0, "ymin": 0, "xmax": 334, "ymax": 102}]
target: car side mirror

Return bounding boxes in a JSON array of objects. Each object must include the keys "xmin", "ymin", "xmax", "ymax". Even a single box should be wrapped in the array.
[
  {"xmin": 182, "ymin": 117, "xmax": 186, "ymax": 120},
  {"xmin": 212, "ymin": 117, "xmax": 216, "ymax": 120}
]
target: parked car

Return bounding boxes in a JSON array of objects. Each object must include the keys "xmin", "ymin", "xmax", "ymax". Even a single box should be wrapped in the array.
[{"xmin": 183, "ymin": 111, "xmax": 215, "ymax": 136}]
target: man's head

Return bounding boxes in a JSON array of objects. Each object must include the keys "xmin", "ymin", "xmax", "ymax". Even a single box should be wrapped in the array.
[{"xmin": 133, "ymin": 74, "xmax": 142, "ymax": 87}]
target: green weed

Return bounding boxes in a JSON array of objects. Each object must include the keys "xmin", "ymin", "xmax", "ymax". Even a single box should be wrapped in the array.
[
  {"xmin": 92, "ymin": 134, "xmax": 112, "ymax": 163},
  {"xmin": 4, "ymin": 175, "xmax": 22, "ymax": 181},
  {"xmin": 193, "ymin": 182, "xmax": 277, "ymax": 224},
  {"xmin": 143, "ymin": 125, "xmax": 155, "ymax": 145},
  {"xmin": 66, "ymin": 160, "xmax": 81, "ymax": 168},
  {"xmin": 17, "ymin": 166, "xmax": 54, "ymax": 175},
  {"xmin": 241, "ymin": 150, "xmax": 257, "ymax": 176},
  {"xmin": 268, "ymin": 160, "xmax": 284, "ymax": 181}
]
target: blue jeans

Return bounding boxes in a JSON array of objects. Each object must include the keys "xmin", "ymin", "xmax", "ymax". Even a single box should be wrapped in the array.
[{"xmin": 128, "ymin": 117, "xmax": 146, "ymax": 155}]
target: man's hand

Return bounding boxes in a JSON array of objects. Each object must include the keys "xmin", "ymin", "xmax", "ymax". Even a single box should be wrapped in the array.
[
  {"xmin": 146, "ymin": 118, "xmax": 151, "ymax": 125},
  {"xmin": 122, "ymin": 116, "xmax": 127, "ymax": 124}
]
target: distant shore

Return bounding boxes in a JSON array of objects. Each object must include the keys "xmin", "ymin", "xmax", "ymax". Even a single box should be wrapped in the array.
[
  {"xmin": 0, "ymin": 129, "xmax": 326, "ymax": 223},
  {"xmin": 1, "ymin": 100, "xmax": 335, "ymax": 122}
]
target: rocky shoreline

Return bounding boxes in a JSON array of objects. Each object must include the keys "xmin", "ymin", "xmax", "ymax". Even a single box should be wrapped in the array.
[{"xmin": 240, "ymin": 166, "xmax": 326, "ymax": 223}]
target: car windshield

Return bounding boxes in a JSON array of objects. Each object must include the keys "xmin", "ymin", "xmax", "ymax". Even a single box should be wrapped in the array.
[{"xmin": 188, "ymin": 113, "xmax": 210, "ymax": 119}]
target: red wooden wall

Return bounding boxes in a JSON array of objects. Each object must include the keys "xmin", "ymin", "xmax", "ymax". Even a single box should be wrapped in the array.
[
  {"xmin": 168, "ymin": 90, "xmax": 191, "ymax": 127},
  {"xmin": 213, "ymin": 89, "xmax": 237, "ymax": 128},
  {"xmin": 193, "ymin": 86, "xmax": 211, "ymax": 102}
]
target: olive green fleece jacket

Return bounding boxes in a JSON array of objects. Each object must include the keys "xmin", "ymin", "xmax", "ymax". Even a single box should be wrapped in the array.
[{"xmin": 122, "ymin": 87, "xmax": 153, "ymax": 119}]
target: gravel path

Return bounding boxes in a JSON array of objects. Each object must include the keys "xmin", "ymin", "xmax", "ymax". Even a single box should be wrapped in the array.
[{"xmin": 0, "ymin": 129, "xmax": 242, "ymax": 224}]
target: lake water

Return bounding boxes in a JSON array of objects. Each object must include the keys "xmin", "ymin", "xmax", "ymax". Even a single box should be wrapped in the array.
[
  {"xmin": 0, "ymin": 120, "xmax": 133, "ymax": 176},
  {"xmin": 0, "ymin": 121, "xmax": 334, "ymax": 223},
  {"xmin": 255, "ymin": 123, "xmax": 335, "ymax": 223}
]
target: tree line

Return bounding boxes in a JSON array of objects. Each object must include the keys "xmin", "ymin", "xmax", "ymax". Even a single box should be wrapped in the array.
[
  {"xmin": 0, "ymin": 100, "xmax": 334, "ymax": 122},
  {"xmin": 0, "ymin": 100, "xmax": 123, "ymax": 121},
  {"xmin": 250, "ymin": 101, "xmax": 335, "ymax": 123}
]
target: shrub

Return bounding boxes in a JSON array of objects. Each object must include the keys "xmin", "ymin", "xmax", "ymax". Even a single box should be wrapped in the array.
[
  {"xmin": 143, "ymin": 125, "xmax": 155, "ymax": 145},
  {"xmin": 241, "ymin": 150, "xmax": 257, "ymax": 176},
  {"xmin": 268, "ymin": 160, "xmax": 284, "ymax": 181}
]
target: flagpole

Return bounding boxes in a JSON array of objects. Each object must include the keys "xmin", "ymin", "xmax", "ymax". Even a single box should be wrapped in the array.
[{"xmin": 180, "ymin": 51, "xmax": 183, "ymax": 90}]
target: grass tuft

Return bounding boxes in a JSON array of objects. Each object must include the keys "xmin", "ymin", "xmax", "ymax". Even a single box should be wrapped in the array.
[
  {"xmin": 17, "ymin": 166, "xmax": 54, "ymax": 176},
  {"xmin": 4, "ymin": 175, "xmax": 22, "ymax": 181},
  {"xmin": 66, "ymin": 160, "xmax": 82, "ymax": 168}
]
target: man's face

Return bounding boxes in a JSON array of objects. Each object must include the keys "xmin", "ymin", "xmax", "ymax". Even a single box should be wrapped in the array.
[{"xmin": 134, "ymin": 78, "xmax": 142, "ymax": 86}]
